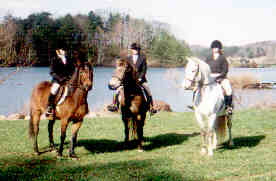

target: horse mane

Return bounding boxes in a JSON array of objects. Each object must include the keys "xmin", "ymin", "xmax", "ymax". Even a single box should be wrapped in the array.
[
  {"xmin": 68, "ymin": 67, "xmax": 79, "ymax": 89},
  {"xmin": 116, "ymin": 56, "xmax": 138, "ymax": 83},
  {"xmin": 187, "ymin": 57, "xmax": 213, "ymax": 84}
]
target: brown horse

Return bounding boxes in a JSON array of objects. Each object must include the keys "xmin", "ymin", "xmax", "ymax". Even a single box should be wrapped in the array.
[
  {"xmin": 29, "ymin": 62, "xmax": 93, "ymax": 159},
  {"xmin": 108, "ymin": 57, "xmax": 150, "ymax": 151}
]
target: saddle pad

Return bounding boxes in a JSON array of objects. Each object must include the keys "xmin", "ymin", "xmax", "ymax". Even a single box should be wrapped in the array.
[{"xmin": 56, "ymin": 86, "xmax": 69, "ymax": 106}]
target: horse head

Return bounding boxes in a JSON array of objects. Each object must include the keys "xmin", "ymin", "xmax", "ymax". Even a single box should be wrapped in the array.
[
  {"xmin": 182, "ymin": 57, "xmax": 213, "ymax": 90},
  {"xmin": 70, "ymin": 62, "xmax": 93, "ymax": 92},
  {"xmin": 182, "ymin": 57, "xmax": 201, "ymax": 90},
  {"xmin": 108, "ymin": 57, "xmax": 137, "ymax": 90}
]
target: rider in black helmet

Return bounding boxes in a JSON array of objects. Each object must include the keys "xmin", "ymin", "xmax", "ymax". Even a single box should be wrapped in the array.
[
  {"xmin": 107, "ymin": 43, "xmax": 157, "ymax": 115},
  {"xmin": 205, "ymin": 40, "xmax": 233, "ymax": 115},
  {"xmin": 45, "ymin": 49, "xmax": 75, "ymax": 117}
]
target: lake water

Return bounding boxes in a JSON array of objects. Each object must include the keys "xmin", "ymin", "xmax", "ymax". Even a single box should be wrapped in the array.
[{"xmin": 1, "ymin": 67, "xmax": 276, "ymax": 116}]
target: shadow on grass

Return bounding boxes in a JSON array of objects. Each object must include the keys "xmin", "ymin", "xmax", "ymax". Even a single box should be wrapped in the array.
[
  {"xmin": 143, "ymin": 132, "xmax": 199, "ymax": 151},
  {"xmin": 78, "ymin": 132, "xmax": 200, "ymax": 153},
  {"xmin": 0, "ymin": 157, "xmax": 57, "ymax": 181},
  {"xmin": 0, "ymin": 157, "xmax": 202, "ymax": 181},
  {"xmin": 78, "ymin": 139, "xmax": 122, "ymax": 153},
  {"xmin": 220, "ymin": 135, "xmax": 266, "ymax": 150}
]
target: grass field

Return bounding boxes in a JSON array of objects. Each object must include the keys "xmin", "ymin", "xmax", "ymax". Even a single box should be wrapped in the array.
[{"xmin": 0, "ymin": 109, "xmax": 276, "ymax": 181}]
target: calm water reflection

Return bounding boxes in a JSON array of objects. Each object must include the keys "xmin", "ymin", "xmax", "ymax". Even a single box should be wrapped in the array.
[{"xmin": 0, "ymin": 67, "xmax": 276, "ymax": 115}]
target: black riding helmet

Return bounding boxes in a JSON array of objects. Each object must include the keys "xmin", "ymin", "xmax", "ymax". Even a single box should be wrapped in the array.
[
  {"xmin": 130, "ymin": 43, "xmax": 141, "ymax": 51},
  {"xmin": 210, "ymin": 40, "xmax": 223, "ymax": 49}
]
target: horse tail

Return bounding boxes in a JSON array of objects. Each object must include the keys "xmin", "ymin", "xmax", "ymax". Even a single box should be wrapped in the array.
[
  {"xmin": 29, "ymin": 109, "xmax": 35, "ymax": 139},
  {"xmin": 216, "ymin": 116, "xmax": 227, "ymax": 143}
]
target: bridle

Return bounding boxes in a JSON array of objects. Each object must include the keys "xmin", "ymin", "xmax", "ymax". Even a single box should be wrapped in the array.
[
  {"xmin": 184, "ymin": 63, "xmax": 200, "ymax": 87},
  {"xmin": 69, "ymin": 64, "xmax": 92, "ymax": 91},
  {"xmin": 185, "ymin": 63, "xmax": 216, "ymax": 88},
  {"xmin": 111, "ymin": 63, "xmax": 131, "ymax": 86}
]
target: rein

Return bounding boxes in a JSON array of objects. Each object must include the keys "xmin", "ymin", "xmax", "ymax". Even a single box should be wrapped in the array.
[
  {"xmin": 185, "ymin": 63, "xmax": 216, "ymax": 88},
  {"xmin": 68, "ymin": 66, "xmax": 91, "ymax": 92}
]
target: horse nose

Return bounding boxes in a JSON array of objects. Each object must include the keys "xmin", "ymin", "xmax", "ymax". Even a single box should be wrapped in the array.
[
  {"xmin": 108, "ymin": 83, "xmax": 116, "ymax": 90},
  {"xmin": 108, "ymin": 78, "xmax": 119, "ymax": 90},
  {"xmin": 183, "ymin": 79, "xmax": 192, "ymax": 90},
  {"xmin": 85, "ymin": 81, "xmax": 92, "ymax": 91}
]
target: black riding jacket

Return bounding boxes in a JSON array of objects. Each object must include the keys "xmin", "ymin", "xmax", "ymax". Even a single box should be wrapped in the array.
[
  {"xmin": 205, "ymin": 54, "xmax": 229, "ymax": 80},
  {"xmin": 127, "ymin": 54, "xmax": 147, "ymax": 84},
  {"xmin": 49, "ymin": 56, "xmax": 75, "ymax": 84}
]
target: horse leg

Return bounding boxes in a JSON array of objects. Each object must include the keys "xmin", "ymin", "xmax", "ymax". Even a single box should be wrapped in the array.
[
  {"xmin": 137, "ymin": 114, "xmax": 145, "ymax": 151},
  {"xmin": 123, "ymin": 116, "xmax": 130, "ymax": 143},
  {"xmin": 48, "ymin": 119, "xmax": 56, "ymax": 151},
  {"xmin": 195, "ymin": 112, "xmax": 207, "ymax": 154},
  {"xmin": 212, "ymin": 127, "xmax": 217, "ymax": 150},
  {"xmin": 207, "ymin": 114, "xmax": 217, "ymax": 156},
  {"xmin": 227, "ymin": 115, "xmax": 234, "ymax": 146},
  {"xmin": 69, "ymin": 120, "xmax": 83, "ymax": 159},
  {"xmin": 29, "ymin": 110, "xmax": 41, "ymax": 155},
  {"xmin": 57, "ymin": 119, "xmax": 69, "ymax": 157},
  {"xmin": 207, "ymin": 130, "xmax": 214, "ymax": 156}
]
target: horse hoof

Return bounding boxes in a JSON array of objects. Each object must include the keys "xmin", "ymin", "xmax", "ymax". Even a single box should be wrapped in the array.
[
  {"xmin": 56, "ymin": 152, "xmax": 63, "ymax": 159},
  {"xmin": 228, "ymin": 141, "xmax": 234, "ymax": 147},
  {"xmin": 51, "ymin": 149, "xmax": 58, "ymax": 153},
  {"xmin": 208, "ymin": 150, "xmax": 214, "ymax": 156},
  {"xmin": 50, "ymin": 146, "xmax": 57, "ymax": 152},
  {"xmin": 35, "ymin": 151, "xmax": 41, "ymax": 156},
  {"xmin": 70, "ymin": 155, "xmax": 80, "ymax": 160},
  {"xmin": 138, "ymin": 149, "xmax": 144, "ymax": 152},
  {"xmin": 200, "ymin": 148, "xmax": 207, "ymax": 155}
]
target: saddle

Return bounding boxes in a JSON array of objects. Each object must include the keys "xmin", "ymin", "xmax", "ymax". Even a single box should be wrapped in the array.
[{"xmin": 113, "ymin": 85, "xmax": 149, "ymax": 109}]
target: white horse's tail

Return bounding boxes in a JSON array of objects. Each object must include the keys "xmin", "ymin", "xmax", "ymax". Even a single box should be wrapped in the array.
[{"xmin": 216, "ymin": 116, "xmax": 227, "ymax": 144}]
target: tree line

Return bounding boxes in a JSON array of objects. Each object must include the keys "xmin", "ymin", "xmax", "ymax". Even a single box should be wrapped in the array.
[{"xmin": 0, "ymin": 10, "xmax": 191, "ymax": 67}]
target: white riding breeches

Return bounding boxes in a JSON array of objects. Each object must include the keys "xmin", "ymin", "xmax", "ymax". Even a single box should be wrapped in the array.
[
  {"xmin": 116, "ymin": 86, "xmax": 123, "ymax": 93},
  {"xmin": 221, "ymin": 79, "xmax": 232, "ymax": 96},
  {"xmin": 51, "ymin": 82, "xmax": 60, "ymax": 95}
]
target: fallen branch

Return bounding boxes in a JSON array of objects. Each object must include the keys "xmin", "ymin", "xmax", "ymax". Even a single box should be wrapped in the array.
[{"xmin": 0, "ymin": 67, "xmax": 20, "ymax": 85}]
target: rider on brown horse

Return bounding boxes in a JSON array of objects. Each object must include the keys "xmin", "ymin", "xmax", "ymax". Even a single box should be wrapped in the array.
[
  {"xmin": 108, "ymin": 43, "xmax": 157, "ymax": 115},
  {"xmin": 45, "ymin": 49, "xmax": 76, "ymax": 117}
]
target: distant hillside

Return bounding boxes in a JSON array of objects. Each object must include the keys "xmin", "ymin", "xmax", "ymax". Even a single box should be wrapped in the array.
[
  {"xmin": 237, "ymin": 41, "xmax": 276, "ymax": 58},
  {"xmin": 190, "ymin": 40, "xmax": 276, "ymax": 65}
]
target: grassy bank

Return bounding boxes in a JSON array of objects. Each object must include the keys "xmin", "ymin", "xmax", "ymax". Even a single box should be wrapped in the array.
[{"xmin": 0, "ymin": 109, "xmax": 276, "ymax": 180}]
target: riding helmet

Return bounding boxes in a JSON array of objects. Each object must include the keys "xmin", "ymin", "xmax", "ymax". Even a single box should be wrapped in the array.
[
  {"xmin": 210, "ymin": 40, "xmax": 223, "ymax": 49},
  {"xmin": 130, "ymin": 43, "xmax": 141, "ymax": 51}
]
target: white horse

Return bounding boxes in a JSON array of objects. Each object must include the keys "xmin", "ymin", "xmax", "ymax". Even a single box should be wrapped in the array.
[{"xmin": 182, "ymin": 57, "xmax": 233, "ymax": 156}]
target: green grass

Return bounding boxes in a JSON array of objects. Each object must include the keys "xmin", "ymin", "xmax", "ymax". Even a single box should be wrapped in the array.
[{"xmin": 0, "ymin": 109, "xmax": 276, "ymax": 181}]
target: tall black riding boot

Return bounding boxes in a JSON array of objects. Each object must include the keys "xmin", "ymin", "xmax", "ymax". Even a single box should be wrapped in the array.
[
  {"xmin": 148, "ymin": 96, "xmax": 157, "ymax": 115},
  {"xmin": 224, "ymin": 95, "xmax": 233, "ymax": 115},
  {"xmin": 46, "ymin": 93, "xmax": 56, "ymax": 116}
]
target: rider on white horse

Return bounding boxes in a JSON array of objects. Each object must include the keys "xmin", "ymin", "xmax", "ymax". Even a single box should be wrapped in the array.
[{"xmin": 205, "ymin": 40, "xmax": 233, "ymax": 115}]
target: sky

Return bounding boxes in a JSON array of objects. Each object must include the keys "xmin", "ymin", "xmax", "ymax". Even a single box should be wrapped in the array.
[{"xmin": 1, "ymin": 0, "xmax": 275, "ymax": 46}]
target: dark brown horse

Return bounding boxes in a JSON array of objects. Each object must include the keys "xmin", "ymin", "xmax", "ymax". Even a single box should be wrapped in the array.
[
  {"xmin": 29, "ymin": 62, "xmax": 93, "ymax": 159},
  {"xmin": 108, "ymin": 57, "xmax": 150, "ymax": 151}
]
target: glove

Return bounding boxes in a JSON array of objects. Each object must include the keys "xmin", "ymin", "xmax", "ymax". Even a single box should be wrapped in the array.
[
  {"xmin": 54, "ymin": 74, "xmax": 67, "ymax": 83},
  {"xmin": 56, "ymin": 49, "xmax": 66, "ymax": 62},
  {"xmin": 210, "ymin": 73, "xmax": 221, "ymax": 78}
]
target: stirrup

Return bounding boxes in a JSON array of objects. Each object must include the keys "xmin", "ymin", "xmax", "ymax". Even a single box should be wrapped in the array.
[
  {"xmin": 149, "ymin": 105, "xmax": 157, "ymax": 116},
  {"xmin": 46, "ymin": 106, "xmax": 54, "ymax": 116},
  {"xmin": 187, "ymin": 105, "xmax": 194, "ymax": 110},
  {"xmin": 226, "ymin": 106, "xmax": 233, "ymax": 115},
  {"xmin": 107, "ymin": 104, "xmax": 118, "ymax": 112},
  {"xmin": 150, "ymin": 108, "xmax": 157, "ymax": 116},
  {"xmin": 46, "ymin": 106, "xmax": 55, "ymax": 120}
]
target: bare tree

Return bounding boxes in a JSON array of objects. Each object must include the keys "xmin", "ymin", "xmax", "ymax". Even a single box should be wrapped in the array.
[{"xmin": 0, "ymin": 14, "xmax": 17, "ymax": 66}]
